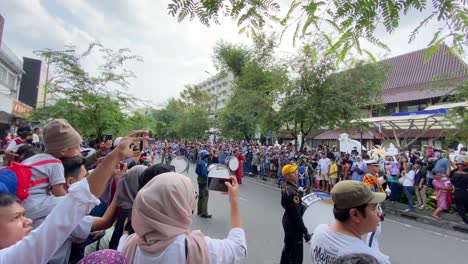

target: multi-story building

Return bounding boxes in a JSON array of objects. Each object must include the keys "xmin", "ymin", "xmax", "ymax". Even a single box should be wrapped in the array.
[
  {"xmin": 197, "ymin": 72, "xmax": 235, "ymax": 142},
  {"xmin": 197, "ymin": 72, "xmax": 235, "ymax": 112},
  {"xmin": 19, "ymin": 57, "xmax": 50, "ymax": 108},
  {"xmin": 0, "ymin": 15, "xmax": 32, "ymax": 136}
]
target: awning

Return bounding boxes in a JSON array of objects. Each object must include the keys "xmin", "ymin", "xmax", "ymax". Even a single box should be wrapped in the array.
[
  {"xmin": 424, "ymin": 101, "xmax": 468, "ymax": 110},
  {"xmin": 355, "ymin": 114, "xmax": 456, "ymax": 130}
]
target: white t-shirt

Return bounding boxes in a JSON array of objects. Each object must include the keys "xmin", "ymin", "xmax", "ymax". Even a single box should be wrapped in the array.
[
  {"xmin": 21, "ymin": 153, "xmax": 65, "ymax": 223},
  {"xmin": 32, "ymin": 133, "xmax": 40, "ymax": 144},
  {"xmin": 6, "ymin": 139, "xmax": 20, "ymax": 152},
  {"xmin": 402, "ymin": 170, "xmax": 415, "ymax": 187},
  {"xmin": 118, "ymin": 228, "xmax": 247, "ymax": 264},
  {"xmin": 318, "ymin": 158, "xmax": 331, "ymax": 173},
  {"xmin": 310, "ymin": 224, "xmax": 390, "ymax": 264}
]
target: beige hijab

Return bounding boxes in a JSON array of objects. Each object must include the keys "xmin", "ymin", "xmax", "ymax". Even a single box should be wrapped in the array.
[{"xmin": 121, "ymin": 172, "xmax": 211, "ymax": 264}]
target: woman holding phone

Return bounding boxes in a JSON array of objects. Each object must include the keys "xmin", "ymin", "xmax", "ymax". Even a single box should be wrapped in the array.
[{"xmin": 120, "ymin": 173, "xmax": 247, "ymax": 264}]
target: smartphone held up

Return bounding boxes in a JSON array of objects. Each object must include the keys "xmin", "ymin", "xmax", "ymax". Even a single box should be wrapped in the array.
[{"xmin": 208, "ymin": 177, "xmax": 232, "ymax": 192}]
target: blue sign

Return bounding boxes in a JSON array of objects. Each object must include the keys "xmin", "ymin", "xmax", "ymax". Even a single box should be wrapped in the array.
[{"xmin": 391, "ymin": 109, "xmax": 448, "ymax": 117}]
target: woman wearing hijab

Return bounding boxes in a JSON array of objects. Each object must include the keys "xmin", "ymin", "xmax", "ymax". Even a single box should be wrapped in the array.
[
  {"xmin": 109, "ymin": 164, "xmax": 175, "ymax": 249},
  {"xmin": 120, "ymin": 173, "xmax": 247, "ymax": 264}
]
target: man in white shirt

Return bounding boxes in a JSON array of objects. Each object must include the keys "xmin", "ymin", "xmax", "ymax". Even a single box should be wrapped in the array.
[
  {"xmin": 318, "ymin": 152, "xmax": 331, "ymax": 193},
  {"xmin": 310, "ymin": 180, "xmax": 390, "ymax": 264},
  {"xmin": 32, "ymin": 128, "xmax": 41, "ymax": 148}
]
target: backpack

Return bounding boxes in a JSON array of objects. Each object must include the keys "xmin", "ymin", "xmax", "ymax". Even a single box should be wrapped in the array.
[{"xmin": 0, "ymin": 159, "xmax": 62, "ymax": 202}]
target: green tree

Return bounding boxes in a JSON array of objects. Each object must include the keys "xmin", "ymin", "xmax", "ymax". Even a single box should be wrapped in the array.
[
  {"xmin": 30, "ymin": 42, "xmax": 142, "ymax": 138},
  {"xmin": 155, "ymin": 86, "xmax": 213, "ymax": 141},
  {"xmin": 215, "ymin": 34, "xmax": 288, "ymax": 140},
  {"xmin": 278, "ymin": 44, "xmax": 387, "ymax": 149},
  {"xmin": 120, "ymin": 111, "xmax": 157, "ymax": 135},
  {"xmin": 168, "ymin": 0, "xmax": 467, "ymax": 62}
]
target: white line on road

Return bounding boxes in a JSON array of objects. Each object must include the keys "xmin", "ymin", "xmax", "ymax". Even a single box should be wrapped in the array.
[
  {"xmin": 239, "ymin": 197, "xmax": 248, "ymax": 202},
  {"xmin": 386, "ymin": 218, "xmax": 468, "ymax": 243}
]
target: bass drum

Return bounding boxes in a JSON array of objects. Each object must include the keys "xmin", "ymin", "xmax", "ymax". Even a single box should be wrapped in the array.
[
  {"xmin": 302, "ymin": 193, "xmax": 335, "ymax": 233},
  {"xmin": 208, "ymin": 163, "xmax": 217, "ymax": 172},
  {"xmin": 227, "ymin": 156, "xmax": 239, "ymax": 171},
  {"xmin": 170, "ymin": 156, "xmax": 189, "ymax": 173},
  {"xmin": 207, "ymin": 164, "xmax": 231, "ymax": 179}
]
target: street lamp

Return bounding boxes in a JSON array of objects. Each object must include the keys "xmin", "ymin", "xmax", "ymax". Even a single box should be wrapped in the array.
[{"xmin": 43, "ymin": 49, "xmax": 75, "ymax": 107}]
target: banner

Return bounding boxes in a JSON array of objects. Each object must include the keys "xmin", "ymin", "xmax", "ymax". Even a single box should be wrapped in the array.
[{"xmin": 11, "ymin": 100, "xmax": 32, "ymax": 119}]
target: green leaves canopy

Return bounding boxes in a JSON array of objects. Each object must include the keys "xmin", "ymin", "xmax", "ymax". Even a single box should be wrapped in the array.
[
  {"xmin": 167, "ymin": 0, "xmax": 467, "ymax": 63},
  {"xmin": 30, "ymin": 43, "xmax": 143, "ymax": 138}
]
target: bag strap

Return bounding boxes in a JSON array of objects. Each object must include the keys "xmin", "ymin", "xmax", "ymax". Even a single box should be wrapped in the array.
[
  {"xmin": 27, "ymin": 159, "xmax": 62, "ymax": 167},
  {"xmin": 185, "ymin": 237, "xmax": 188, "ymax": 261},
  {"xmin": 29, "ymin": 178, "xmax": 49, "ymax": 187}
]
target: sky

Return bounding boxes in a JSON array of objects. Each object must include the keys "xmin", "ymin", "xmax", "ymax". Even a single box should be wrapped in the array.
[{"xmin": 0, "ymin": 0, "xmax": 453, "ymax": 108}]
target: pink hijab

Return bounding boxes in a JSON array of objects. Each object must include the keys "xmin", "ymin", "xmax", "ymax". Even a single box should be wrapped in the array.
[{"xmin": 121, "ymin": 172, "xmax": 211, "ymax": 264}]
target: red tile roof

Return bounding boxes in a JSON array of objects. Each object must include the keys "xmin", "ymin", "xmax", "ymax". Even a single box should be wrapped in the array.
[{"xmin": 380, "ymin": 45, "xmax": 468, "ymax": 103}]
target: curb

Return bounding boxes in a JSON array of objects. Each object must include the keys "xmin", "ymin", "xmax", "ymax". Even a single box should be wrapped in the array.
[
  {"xmin": 242, "ymin": 173, "xmax": 468, "ymax": 234},
  {"xmin": 383, "ymin": 201, "xmax": 468, "ymax": 234}
]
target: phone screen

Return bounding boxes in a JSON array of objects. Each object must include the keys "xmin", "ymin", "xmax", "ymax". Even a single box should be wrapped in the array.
[{"xmin": 208, "ymin": 177, "xmax": 231, "ymax": 192}]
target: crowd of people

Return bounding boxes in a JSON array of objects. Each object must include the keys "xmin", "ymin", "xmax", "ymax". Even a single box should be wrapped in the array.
[
  {"xmin": 0, "ymin": 124, "xmax": 467, "ymax": 264},
  {"xmin": 148, "ymin": 139, "xmax": 467, "ymax": 224}
]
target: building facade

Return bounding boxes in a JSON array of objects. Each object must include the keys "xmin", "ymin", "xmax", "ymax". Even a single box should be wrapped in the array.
[
  {"xmin": 197, "ymin": 72, "xmax": 235, "ymax": 112},
  {"xmin": 282, "ymin": 45, "xmax": 468, "ymax": 150},
  {"xmin": 0, "ymin": 15, "xmax": 32, "ymax": 137}
]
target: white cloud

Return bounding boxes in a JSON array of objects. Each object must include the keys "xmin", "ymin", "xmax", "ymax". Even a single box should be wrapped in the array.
[{"xmin": 0, "ymin": 0, "xmax": 457, "ymax": 107}]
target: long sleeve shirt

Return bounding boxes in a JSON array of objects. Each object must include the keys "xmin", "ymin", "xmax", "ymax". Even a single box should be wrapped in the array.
[
  {"xmin": 0, "ymin": 179, "xmax": 100, "ymax": 264},
  {"xmin": 118, "ymin": 228, "xmax": 247, "ymax": 264}
]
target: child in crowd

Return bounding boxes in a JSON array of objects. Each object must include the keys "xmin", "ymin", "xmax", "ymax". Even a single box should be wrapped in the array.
[
  {"xmin": 432, "ymin": 170, "xmax": 453, "ymax": 220},
  {"xmin": 21, "ymin": 119, "xmax": 82, "ymax": 228}
]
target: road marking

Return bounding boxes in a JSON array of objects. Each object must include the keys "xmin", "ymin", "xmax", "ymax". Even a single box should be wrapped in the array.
[
  {"xmin": 386, "ymin": 218, "xmax": 468, "ymax": 243},
  {"xmin": 243, "ymin": 178, "xmax": 279, "ymax": 190},
  {"xmin": 239, "ymin": 197, "xmax": 248, "ymax": 202}
]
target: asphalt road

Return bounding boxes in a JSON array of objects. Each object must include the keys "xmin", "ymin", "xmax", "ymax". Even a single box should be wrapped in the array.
[{"xmin": 176, "ymin": 161, "xmax": 468, "ymax": 264}]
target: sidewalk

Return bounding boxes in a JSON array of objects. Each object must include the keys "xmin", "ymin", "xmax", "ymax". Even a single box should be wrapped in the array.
[{"xmin": 242, "ymin": 173, "xmax": 468, "ymax": 234}]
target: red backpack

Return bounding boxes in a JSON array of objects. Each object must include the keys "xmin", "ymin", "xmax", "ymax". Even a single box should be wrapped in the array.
[{"xmin": 0, "ymin": 159, "xmax": 62, "ymax": 202}]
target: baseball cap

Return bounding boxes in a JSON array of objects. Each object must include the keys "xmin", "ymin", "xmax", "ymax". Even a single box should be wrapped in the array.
[
  {"xmin": 331, "ymin": 180, "xmax": 386, "ymax": 209},
  {"xmin": 282, "ymin": 164, "xmax": 298, "ymax": 176}
]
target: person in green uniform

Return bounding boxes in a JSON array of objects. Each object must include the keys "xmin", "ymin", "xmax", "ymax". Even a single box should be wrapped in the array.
[{"xmin": 196, "ymin": 150, "xmax": 212, "ymax": 218}]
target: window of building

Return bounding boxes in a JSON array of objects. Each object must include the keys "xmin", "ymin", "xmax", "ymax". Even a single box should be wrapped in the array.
[
  {"xmin": 6, "ymin": 72, "xmax": 15, "ymax": 89},
  {"xmin": 0, "ymin": 66, "xmax": 7, "ymax": 84}
]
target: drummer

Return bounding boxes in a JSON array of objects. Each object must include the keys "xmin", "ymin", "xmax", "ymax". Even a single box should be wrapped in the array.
[
  {"xmin": 196, "ymin": 150, "xmax": 212, "ymax": 218},
  {"xmin": 280, "ymin": 164, "xmax": 311, "ymax": 264}
]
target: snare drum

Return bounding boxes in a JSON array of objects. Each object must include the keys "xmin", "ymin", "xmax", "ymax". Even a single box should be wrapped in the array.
[
  {"xmin": 170, "ymin": 156, "xmax": 190, "ymax": 173},
  {"xmin": 207, "ymin": 164, "xmax": 231, "ymax": 179},
  {"xmin": 227, "ymin": 156, "xmax": 239, "ymax": 171}
]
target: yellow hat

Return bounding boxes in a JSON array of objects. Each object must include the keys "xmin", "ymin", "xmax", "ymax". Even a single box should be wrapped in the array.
[{"xmin": 282, "ymin": 164, "xmax": 298, "ymax": 176}]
